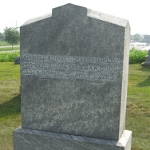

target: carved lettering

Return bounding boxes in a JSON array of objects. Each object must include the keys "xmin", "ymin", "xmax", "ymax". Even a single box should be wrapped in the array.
[{"xmin": 21, "ymin": 54, "xmax": 122, "ymax": 82}]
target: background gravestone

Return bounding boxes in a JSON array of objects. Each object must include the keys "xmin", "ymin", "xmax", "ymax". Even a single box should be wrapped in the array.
[
  {"xmin": 13, "ymin": 3, "xmax": 132, "ymax": 150},
  {"xmin": 14, "ymin": 57, "xmax": 20, "ymax": 64},
  {"xmin": 141, "ymin": 49, "xmax": 150, "ymax": 66}
]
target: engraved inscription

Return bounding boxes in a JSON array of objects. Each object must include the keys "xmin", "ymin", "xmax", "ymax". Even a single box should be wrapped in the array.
[{"xmin": 21, "ymin": 54, "xmax": 122, "ymax": 82}]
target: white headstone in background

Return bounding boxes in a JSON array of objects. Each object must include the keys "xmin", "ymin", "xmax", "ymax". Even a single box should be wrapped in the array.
[{"xmin": 142, "ymin": 49, "xmax": 150, "ymax": 66}]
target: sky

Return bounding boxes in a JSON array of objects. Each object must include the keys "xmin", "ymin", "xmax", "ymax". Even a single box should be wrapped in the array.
[{"xmin": 0, "ymin": 0, "xmax": 150, "ymax": 34}]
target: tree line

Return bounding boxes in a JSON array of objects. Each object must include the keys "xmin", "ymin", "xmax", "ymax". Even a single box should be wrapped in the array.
[
  {"xmin": 0, "ymin": 27, "xmax": 20, "ymax": 50},
  {"xmin": 130, "ymin": 33, "xmax": 143, "ymax": 42}
]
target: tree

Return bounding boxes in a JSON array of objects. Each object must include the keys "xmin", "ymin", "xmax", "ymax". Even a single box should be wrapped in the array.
[
  {"xmin": 132, "ymin": 33, "xmax": 142, "ymax": 42},
  {"xmin": 4, "ymin": 27, "xmax": 20, "ymax": 50},
  {"xmin": 0, "ymin": 32, "xmax": 4, "ymax": 40}
]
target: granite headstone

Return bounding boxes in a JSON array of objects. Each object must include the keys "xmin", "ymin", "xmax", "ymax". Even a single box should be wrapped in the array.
[
  {"xmin": 141, "ymin": 49, "xmax": 150, "ymax": 66},
  {"xmin": 13, "ymin": 3, "xmax": 132, "ymax": 150},
  {"xmin": 14, "ymin": 57, "xmax": 20, "ymax": 64}
]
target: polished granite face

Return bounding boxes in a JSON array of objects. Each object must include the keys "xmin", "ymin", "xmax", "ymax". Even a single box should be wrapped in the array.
[{"xmin": 20, "ymin": 3, "xmax": 130, "ymax": 141}]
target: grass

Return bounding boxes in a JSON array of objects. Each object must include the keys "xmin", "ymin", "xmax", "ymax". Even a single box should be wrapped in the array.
[
  {"xmin": 0, "ymin": 41, "xmax": 20, "ymax": 46},
  {"xmin": 0, "ymin": 63, "xmax": 150, "ymax": 150},
  {"xmin": 0, "ymin": 62, "xmax": 21, "ymax": 150},
  {"xmin": 126, "ymin": 64, "xmax": 150, "ymax": 150},
  {"xmin": 0, "ymin": 41, "xmax": 11, "ymax": 46},
  {"xmin": 0, "ymin": 41, "xmax": 20, "ymax": 51},
  {"xmin": 0, "ymin": 52, "xmax": 20, "ymax": 62},
  {"xmin": 0, "ymin": 46, "xmax": 20, "ymax": 51}
]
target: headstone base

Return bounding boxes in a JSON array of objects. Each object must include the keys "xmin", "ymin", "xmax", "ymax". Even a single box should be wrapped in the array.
[
  {"xmin": 141, "ymin": 53, "xmax": 150, "ymax": 66},
  {"xmin": 13, "ymin": 127, "xmax": 132, "ymax": 150},
  {"xmin": 141, "ymin": 62, "xmax": 150, "ymax": 66}
]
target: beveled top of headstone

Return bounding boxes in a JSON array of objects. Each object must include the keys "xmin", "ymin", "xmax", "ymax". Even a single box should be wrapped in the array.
[
  {"xmin": 23, "ymin": 3, "xmax": 128, "ymax": 27},
  {"xmin": 20, "ymin": 3, "xmax": 130, "ymax": 141}
]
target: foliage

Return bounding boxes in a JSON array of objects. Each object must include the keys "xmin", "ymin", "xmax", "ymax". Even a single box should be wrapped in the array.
[
  {"xmin": 4, "ymin": 27, "xmax": 20, "ymax": 50},
  {"xmin": 0, "ymin": 32, "xmax": 4, "ymax": 40},
  {"xmin": 0, "ymin": 52, "xmax": 20, "ymax": 62},
  {"xmin": 129, "ymin": 48, "xmax": 148, "ymax": 64},
  {"xmin": 0, "ymin": 49, "xmax": 148, "ymax": 64},
  {"xmin": 0, "ymin": 62, "xmax": 20, "ymax": 150},
  {"xmin": 131, "ymin": 33, "xmax": 143, "ymax": 42}
]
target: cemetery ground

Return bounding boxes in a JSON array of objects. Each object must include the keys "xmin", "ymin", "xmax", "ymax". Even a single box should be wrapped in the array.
[
  {"xmin": 0, "ymin": 62, "xmax": 150, "ymax": 150},
  {"xmin": 0, "ymin": 41, "xmax": 10, "ymax": 46},
  {"xmin": 0, "ymin": 46, "xmax": 20, "ymax": 51},
  {"xmin": 0, "ymin": 41, "xmax": 20, "ymax": 51}
]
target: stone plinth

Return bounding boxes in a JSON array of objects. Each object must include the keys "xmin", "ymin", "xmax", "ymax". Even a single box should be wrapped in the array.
[{"xmin": 14, "ymin": 127, "xmax": 132, "ymax": 150}]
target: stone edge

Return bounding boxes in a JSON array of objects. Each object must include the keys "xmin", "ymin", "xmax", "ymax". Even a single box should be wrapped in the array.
[
  {"xmin": 21, "ymin": 3, "xmax": 129, "ymax": 27},
  {"xmin": 22, "ymin": 13, "xmax": 52, "ymax": 26},
  {"xmin": 141, "ymin": 62, "xmax": 150, "ymax": 66},
  {"xmin": 87, "ymin": 9, "xmax": 129, "ymax": 27},
  {"xmin": 14, "ymin": 127, "xmax": 132, "ymax": 148}
]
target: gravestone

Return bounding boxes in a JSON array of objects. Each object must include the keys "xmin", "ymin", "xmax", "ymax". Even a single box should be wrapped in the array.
[
  {"xmin": 14, "ymin": 57, "xmax": 20, "ymax": 64},
  {"xmin": 141, "ymin": 49, "xmax": 150, "ymax": 66},
  {"xmin": 13, "ymin": 3, "xmax": 132, "ymax": 150}
]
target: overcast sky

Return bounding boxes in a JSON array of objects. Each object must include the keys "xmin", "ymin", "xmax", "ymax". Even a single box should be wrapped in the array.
[{"xmin": 0, "ymin": 0, "xmax": 150, "ymax": 34}]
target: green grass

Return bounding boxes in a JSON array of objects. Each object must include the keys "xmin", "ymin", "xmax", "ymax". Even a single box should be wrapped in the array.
[
  {"xmin": 126, "ymin": 64, "xmax": 150, "ymax": 150},
  {"xmin": 0, "ymin": 41, "xmax": 11, "ymax": 46},
  {"xmin": 0, "ymin": 52, "xmax": 20, "ymax": 62},
  {"xmin": 0, "ymin": 41, "xmax": 20, "ymax": 51},
  {"xmin": 0, "ymin": 46, "xmax": 20, "ymax": 51},
  {"xmin": 0, "ymin": 41, "xmax": 20, "ymax": 46},
  {"xmin": 0, "ymin": 63, "xmax": 150, "ymax": 149},
  {"xmin": 0, "ymin": 62, "xmax": 21, "ymax": 150}
]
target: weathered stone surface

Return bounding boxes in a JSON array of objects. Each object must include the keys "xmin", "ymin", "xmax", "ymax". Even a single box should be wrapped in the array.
[
  {"xmin": 19, "ymin": 3, "xmax": 130, "ymax": 141},
  {"xmin": 13, "ymin": 3, "xmax": 132, "ymax": 150},
  {"xmin": 13, "ymin": 127, "xmax": 132, "ymax": 150},
  {"xmin": 141, "ymin": 49, "xmax": 150, "ymax": 66}
]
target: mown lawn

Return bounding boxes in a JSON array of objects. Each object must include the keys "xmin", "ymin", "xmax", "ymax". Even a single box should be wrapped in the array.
[
  {"xmin": 0, "ymin": 41, "xmax": 20, "ymax": 51},
  {"xmin": 126, "ymin": 64, "xmax": 150, "ymax": 150},
  {"xmin": 0, "ymin": 62, "xmax": 21, "ymax": 150},
  {"xmin": 0, "ymin": 46, "xmax": 20, "ymax": 51},
  {"xmin": 0, "ymin": 41, "xmax": 20, "ymax": 47},
  {"xmin": 0, "ymin": 41, "xmax": 11, "ymax": 46},
  {"xmin": 0, "ymin": 63, "xmax": 150, "ymax": 150}
]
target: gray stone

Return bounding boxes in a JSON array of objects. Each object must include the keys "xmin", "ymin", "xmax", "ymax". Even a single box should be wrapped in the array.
[
  {"xmin": 14, "ymin": 57, "xmax": 20, "ymax": 64},
  {"xmin": 14, "ymin": 127, "xmax": 132, "ymax": 150},
  {"xmin": 13, "ymin": 3, "xmax": 132, "ymax": 150},
  {"xmin": 141, "ymin": 49, "xmax": 150, "ymax": 66}
]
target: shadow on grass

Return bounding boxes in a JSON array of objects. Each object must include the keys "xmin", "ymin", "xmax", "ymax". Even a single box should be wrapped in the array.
[
  {"xmin": 138, "ymin": 76, "xmax": 150, "ymax": 87},
  {"xmin": 0, "ymin": 94, "xmax": 21, "ymax": 118},
  {"xmin": 138, "ymin": 66, "xmax": 150, "ymax": 87},
  {"xmin": 140, "ymin": 66, "xmax": 150, "ymax": 72}
]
